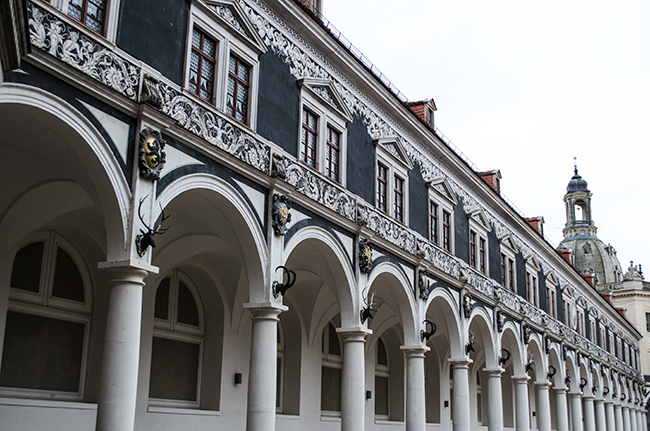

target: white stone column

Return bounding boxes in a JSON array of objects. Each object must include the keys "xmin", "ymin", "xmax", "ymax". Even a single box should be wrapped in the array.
[
  {"xmin": 637, "ymin": 409, "xmax": 644, "ymax": 431},
  {"xmin": 624, "ymin": 406, "xmax": 632, "ymax": 431},
  {"xmin": 584, "ymin": 395, "xmax": 596, "ymax": 431},
  {"xmin": 449, "ymin": 358, "xmax": 471, "ymax": 431},
  {"xmin": 642, "ymin": 411, "xmax": 648, "ymax": 431},
  {"xmin": 484, "ymin": 368, "xmax": 504, "ymax": 431},
  {"xmin": 569, "ymin": 391, "xmax": 584, "ymax": 431},
  {"xmin": 556, "ymin": 387, "xmax": 570, "ymax": 431},
  {"xmin": 535, "ymin": 382, "xmax": 552, "ymax": 431},
  {"xmin": 595, "ymin": 399, "xmax": 607, "ymax": 431},
  {"xmin": 512, "ymin": 376, "xmax": 530, "ymax": 431},
  {"xmin": 338, "ymin": 328, "xmax": 369, "ymax": 431},
  {"xmin": 402, "ymin": 346, "xmax": 427, "ymax": 431},
  {"xmin": 615, "ymin": 403, "xmax": 624, "ymax": 431},
  {"xmin": 95, "ymin": 265, "xmax": 154, "ymax": 431},
  {"xmin": 630, "ymin": 406, "xmax": 638, "ymax": 431},
  {"xmin": 605, "ymin": 401, "xmax": 616, "ymax": 431},
  {"xmin": 243, "ymin": 304, "xmax": 285, "ymax": 431}
]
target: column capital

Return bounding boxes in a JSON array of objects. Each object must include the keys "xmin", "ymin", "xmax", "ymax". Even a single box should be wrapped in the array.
[
  {"xmin": 336, "ymin": 327, "xmax": 371, "ymax": 342},
  {"xmin": 448, "ymin": 357, "xmax": 472, "ymax": 369},
  {"xmin": 400, "ymin": 345, "xmax": 430, "ymax": 357},
  {"xmin": 482, "ymin": 367, "xmax": 504, "ymax": 377},
  {"xmin": 582, "ymin": 394, "xmax": 595, "ymax": 401},
  {"xmin": 555, "ymin": 386, "xmax": 568, "ymax": 394},
  {"xmin": 243, "ymin": 302, "xmax": 288, "ymax": 320},
  {"xmin": 568, "ymin": 391, "xmax": 583, "ymax": 398},
  {"xmin": 535, "ymin": 381, "xmax": 552, "ymax": 389},
  {"xmin": 98, "ymin": 259, "xmax": 159, "ymax": 275},
  {"xmin": 512, "ymin": 375, "xmax": 530, "ymax": 384}
]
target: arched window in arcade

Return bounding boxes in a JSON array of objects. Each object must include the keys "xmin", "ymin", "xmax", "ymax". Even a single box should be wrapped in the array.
[
  {"xmin": 0, "ymin": 232, "xmax": 91, "ymax": 400},
  {"xmin": 321, "ymin": 321, "xmax": 342, "ymax": 414},
  {"xmin": 375, "ymin": 337, "xmax": 390, "ymax": 419},
  {"xmin": 149, "ymin": 269, "xmax": 205, "ymax": 407}
]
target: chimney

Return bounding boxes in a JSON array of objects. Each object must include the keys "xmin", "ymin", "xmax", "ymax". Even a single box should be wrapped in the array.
[
  {"xmin": 405, "ymin": 99, "xmax": 437, "ymax": 128},
  {"xmin": 582, "ymin": 272, "xmax": 596, "ymax": 287},
  {"xmin": 525, "ymin": 216, "xmax": 545, "ymax": 237},
  {"xmin": 478, "ymin": 170, "xmax": 502, "ymax": 194},
  {"xmin": 616, "ymin": 307, "xmax": 627, "ymax": 318}
]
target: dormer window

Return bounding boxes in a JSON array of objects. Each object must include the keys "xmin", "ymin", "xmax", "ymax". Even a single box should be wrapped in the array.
[
  {"xmin": 374, "ymin": 137, "xmax": 413, "ymax": 224},
  {"xmin": 427, "ymin": 177, "xmax": 457, "ymax": 253},
  {"xmin": 185, "ymin": 1, "xmax": 267, "ymax": 129},
  {"xmin": 468, "ymin": 209, "xmax": 490, "ymax": 275},
  {"xmin": 499, "ymin": 235, "xmax": 517, "ymax": 292},
  {"xmin": 298, "ymin": 78, "xmax": 352, "ymax": 184}
]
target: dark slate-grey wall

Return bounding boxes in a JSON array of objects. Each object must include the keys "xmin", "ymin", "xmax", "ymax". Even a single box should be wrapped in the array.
[
  {"xmin": 454, "ymin": 202, "xmax": 469, "ymax": 263},
  {"xmin": 346, "ymin": 115, "xmax": 374, "ymax": 204},
  {"xmin": 409, "ymin": 162, "xmax": 428, "ymax": 238},
  {"xmin": 257, "ymin": 52, "xmax": 300, "ymax": 155},
  {"xmin": 117, "ymin": 0, "xmax": 190, "ymax": 86},
  {"xmin": 538, "ymin": 269, "xmax": 547, "ymax": 312},
  {"xmin": 488, "ymin": 230, "xmax": 501, "ymax": 284},
  {"xmin": 516, "ymin": 253, "xmax": 526, "ymax": 299}
]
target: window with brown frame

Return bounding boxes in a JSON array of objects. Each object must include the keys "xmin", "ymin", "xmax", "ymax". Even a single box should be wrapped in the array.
[
  {"xmin": 325, "ymin": 126, "xmax": 340, "ymax": 182},
  {"xmin": 500, "ymin": 253, "xmax": 506, "ymax": 286},
  {"xmin": 470, "ymin": 230, "xmax": 477, "ymax": 268},
  {"xmin": 479, "ymin": 238, "xmax": 486, "ymax": 274},
  {"xmin": 189, "ymin": 28, "xmax": 216, "ymax": 103},
  {"xmin": 377, "ymin": 163, "xmax": 388, "ymax": 213},
  {"xmin": 394, "ymin": 175, "xmax": 404, "ymax": 222},
  {"xmin": 68, "ymin": 0, "xmax": 107, "ymax": 34},
  {"xmin": 301, "ymin": 108, "xmax": 318, "ymax": 167},
  {"xmin": 430, "ymin": 201, "xmax": 438, "ymax": 245},
  {"xmin": 442, "ymin": 210, "xmax": 451, "ymax": 252},
  {"xmin": 226, "ymin": 55, "xmax": 250, "ymax": 124},
  {"xmin": 508, "ymin": 258, "xmax": 514, "ymax": 291}
]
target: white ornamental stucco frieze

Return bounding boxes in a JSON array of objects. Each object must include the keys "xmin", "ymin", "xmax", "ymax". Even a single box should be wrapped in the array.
[
  {"xmin": 28, "ymin": 3, "xmax": 140, "ymax": 100},
  {"xmin": 271, "ymin": 156, "xmax": 356, "ymax": 221},
  {"xmin": 357, "ymin": 205, "xmax": 416, "ymax": 254},
  {"xmin": 156, "ymin": 82, "xmax": 270, "ymax": 173},
  {"xmin": 416, "ymin": 240, "xmax": 461, "ymax": 279}
]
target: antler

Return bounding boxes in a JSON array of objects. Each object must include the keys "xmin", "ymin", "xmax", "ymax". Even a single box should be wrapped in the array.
[
  {"xmin": 138, "ymin": 196, "xmax": 151, "ymax": 231},
  {"xmin": 154, "ymin": 206, "xmax": 171, "ymax": 234}
]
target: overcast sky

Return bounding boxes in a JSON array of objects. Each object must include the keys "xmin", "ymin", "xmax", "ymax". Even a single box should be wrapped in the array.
[{"xmin": 325, "ymin": 0, "xmax": 650, "ymax": 277}]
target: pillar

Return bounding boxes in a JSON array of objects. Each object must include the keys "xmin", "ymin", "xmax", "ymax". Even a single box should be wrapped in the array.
[
  {"xmin": 484, "ymin": 368, "xmax": 504, "ymax": 431},
  {"xmin": 243, "ymin": 304, "xmax": 285, "ymax": 431},
  {"xmin": 402, "ymin": 346, "xmax": 427, "ymax": 431},
  {"xmin": 605, "ymin": 401, "xmax": 615, "ymax": 431},
  {"xmin": 569, "ymin": 391, "xmax": 584, "ymax": 431},
  {"xmin": 630, "ymin": 406, "xmax": 638, "ymax": 431},
  {"xmin": 624, "ymin": 405, "xmax": 631, "ymax": 431},
  {"xmin": 536, "ymin": 382, "xmax": 552, "ymax": 431},
  {"xmin": 339, "ymin": 328, "xmax": 369, "ymax": 431},
  {"xmin": 616, "ymin": 403, "xmax": 624, "ymax": 431},
  {"xmin": 637, "ymin": 410, "xmax": 644, "ymax": 431},
  {"xmin": 512, "ymin": 376, "xmax": 530, "ymax": 431},
  {"xmin": 95, "ymin": 265, "xmax": 153, "ymax": 431},
  {"xmin": 595, "ymin": 398, "xmax": 606, "ymax": 431},
  {"xmin": 584, "ymin": 395, "xmax": 596, "ymax": 431},
  {"xmin": 556, "ymin": 387, "xmax": 570, "ymax": 431},
  {"xmin": 449, "ymin": 358, "xmax": 471, "ymax": 431}
]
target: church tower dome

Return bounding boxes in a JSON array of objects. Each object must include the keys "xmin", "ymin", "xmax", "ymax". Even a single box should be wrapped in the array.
[{"xmin": 558, "ymin": 162, "xmax": 622, "ymax": 285}]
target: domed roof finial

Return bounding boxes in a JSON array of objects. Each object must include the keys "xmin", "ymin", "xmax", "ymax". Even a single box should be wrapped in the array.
[
  {"xmin": 567, "ymin": 157, "xmax": 589, "ymax": 192},
  {"xmin": 573, "ymin": 156, "xmax": 578, "ymax": 175}
]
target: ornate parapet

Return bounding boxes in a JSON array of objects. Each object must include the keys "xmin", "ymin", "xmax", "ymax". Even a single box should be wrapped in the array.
[{"xmin": 356, "ymin": 205, "xmax": 416, "ymax": 254}]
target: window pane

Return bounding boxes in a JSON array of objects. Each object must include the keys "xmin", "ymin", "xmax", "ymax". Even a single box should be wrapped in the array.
[
  {"xmin": 377, "ymin": 338, "xmax": 387, "ymax": 366},
  {"xmin": 328, "ymin": 323, "xmax": 340, "ymax": 356},
  {"xmin": 177, "ymin": 281, "xmax": 199, "ymax": 326},
  {"xmin": 154, "ymin": 278, "xmax": 170, "ymax": 320},
  {"xmin": 149, "ymin": 337, "xmax": 200, "ymax": 401},
  {"xmin": 321, "ymin": 366, "xmax": 341, "ymax": 411},
  {"xmin": 0, "ymin": 311, "xmax": 85, "ymax": 392},
  {"xmin": 375, "ymin": 375, "xmax": 389, "ymax": 416},
  {"xmin": 10, "ymin": 242, "xmax": 44, "ymax": 293},
  {"xmin": 52, "ymin": 247, "xmax": 85, "ymax": 302}
]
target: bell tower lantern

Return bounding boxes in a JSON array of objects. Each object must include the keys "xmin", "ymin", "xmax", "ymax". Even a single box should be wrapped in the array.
[{"xmin": 563, "ymin": 162, "xmax": 597, "ymax": 239}]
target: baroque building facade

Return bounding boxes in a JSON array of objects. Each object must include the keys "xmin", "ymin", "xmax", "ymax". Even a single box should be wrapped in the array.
[{"xmin": 0, "ymin": 1, "xmax": 645, "ymax": 431}]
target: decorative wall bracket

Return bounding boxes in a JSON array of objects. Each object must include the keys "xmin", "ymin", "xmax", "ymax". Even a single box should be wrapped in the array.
[
  {"xmin": 272, "ymin": 193, "xmax": 291, "ymax": 235},
  {"xmin": 135, "ymin": 195, "xmax": 170, "ymax": 257},
  {"xmin": 419, "ymin": 270, "xmax": 435, "ymax": 300},
  {"xmin": 359, "ymin": 238, "xmax": 373, "ymax": 274},
  {"xmin": 139, "ymin": 128, "xmax": 167, "ymax": 180},
  {"xmin": 462, "ymin": 293, "xmax": 472, "ymax": 319}
]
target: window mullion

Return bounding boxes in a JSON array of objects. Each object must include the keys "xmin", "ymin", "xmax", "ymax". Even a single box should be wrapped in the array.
[{"xmin": 42, "ymin": 231, "xmax": 59, "ymax": 306}]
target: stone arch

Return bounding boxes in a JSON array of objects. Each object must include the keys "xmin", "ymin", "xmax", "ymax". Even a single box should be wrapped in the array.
[
  {"xmin": 0, "ymin": 84, "xmax": 129, "ymax": 262},
  {"xmin": 282, "ymin": 226, "xmax": 356, "ymax": 332},
  {"xmin": 468, "ymin": 307, "xmax": 498, "ymax": 369},
  {"xmin": 365, "ymin": 261, "xmax": 418, "ymax": 346},
  {"xmin": 155, "ymin": 173, "xmax": 268, "ymax": 307},
  {"xmin": 527, "ymin": 334, "xmax": 547, "ymax": 384},
  {"xmin": 548, "ymin": 342, "xmax": 565, "ymax": 389},
  {"xmin": 424, "ymin": 289, "xmax": 462, "ymax": 358},
  {"xmin": 501, "ymin": 323, "xmax": 525, "ymax": 376}
]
